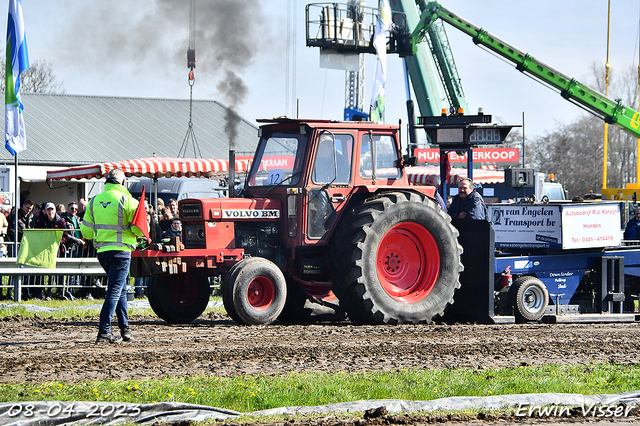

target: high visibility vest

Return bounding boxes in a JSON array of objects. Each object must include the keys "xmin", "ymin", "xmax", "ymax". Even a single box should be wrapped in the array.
[{"xmin": 80, "ymin": 183, "xmax": 142, "ymax": 253}]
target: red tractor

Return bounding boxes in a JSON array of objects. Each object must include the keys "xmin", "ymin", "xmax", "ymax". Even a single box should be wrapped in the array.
[{"xmin": 131, "ymin": 118, "xmax": 463, "ymax": 325}]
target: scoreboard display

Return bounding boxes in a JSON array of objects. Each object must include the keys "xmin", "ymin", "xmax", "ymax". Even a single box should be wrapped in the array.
[{"xmin": 427, "ymin": 125, "xmax": 513, "ymax": 146}]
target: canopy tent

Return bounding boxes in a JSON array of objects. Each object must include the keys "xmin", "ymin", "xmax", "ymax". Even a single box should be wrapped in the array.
[
  {"xmin": 46, "ymin": 157, "xmax": 253, "ymax": 183},
  {"xmin": 407, "ymin": 166, "xmax": 505, "ymax": 185},
  {"xmin": 46, "ymin": 157, "xmax": 254, "ymax": 210}
]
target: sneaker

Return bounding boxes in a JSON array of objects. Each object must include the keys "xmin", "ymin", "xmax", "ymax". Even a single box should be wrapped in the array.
[
  {"xmin": 96, "ymin": 333, "xmax": 122, "ymax": 344},
  {"xmin": 85, "ymin": 294, "xmax": 94, "ymax": 301},
  {"xmin": 120, "ymin": 327, "xmax": 132, "ymax": 342}
]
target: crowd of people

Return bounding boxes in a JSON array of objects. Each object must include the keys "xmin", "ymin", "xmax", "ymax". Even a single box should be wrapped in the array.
[{"xmin": 1, "ymin": 190, "xmax": 183, "ymax": 301}]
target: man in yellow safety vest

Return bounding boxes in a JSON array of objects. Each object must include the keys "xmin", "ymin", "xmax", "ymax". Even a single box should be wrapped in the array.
[{"xmin": 81, "ymin": 168, "xmax": 144, "ymax": 343}]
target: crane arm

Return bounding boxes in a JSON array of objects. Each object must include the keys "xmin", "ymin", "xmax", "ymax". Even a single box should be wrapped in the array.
[{"xmin": 411, "ymin": 2, "xmax": 640, "ymax": 139}]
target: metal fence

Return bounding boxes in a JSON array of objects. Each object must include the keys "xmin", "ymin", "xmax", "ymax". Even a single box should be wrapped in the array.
[{"xmin": 0, "ymin": 235, "xmax": 110, "ymax": 302}]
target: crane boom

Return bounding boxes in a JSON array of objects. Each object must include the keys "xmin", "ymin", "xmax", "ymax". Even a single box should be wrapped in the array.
[
  {"xmin": 411, "ymin": 2, "xmax": 640, "ymax": 139},
  {"xmin": 425, "ymin": 19, "xmax": 467, "ymax": 112}
]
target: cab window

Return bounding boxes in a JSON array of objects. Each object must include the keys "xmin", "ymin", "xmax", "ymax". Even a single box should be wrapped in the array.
[
  {"xmin": 359, "ymin": 134, "xmax": 401, "ymax": 179},
  {"xmin": 312, "ymin": 133, "xmax": 353, "ymax": 185}
]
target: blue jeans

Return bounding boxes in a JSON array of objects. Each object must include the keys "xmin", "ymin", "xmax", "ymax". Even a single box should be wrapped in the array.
[{"xmin": 98, "ymin": 256, "xmax": 130, "ymax": 335}]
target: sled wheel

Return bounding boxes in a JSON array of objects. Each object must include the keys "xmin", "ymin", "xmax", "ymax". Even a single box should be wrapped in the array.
[
  {"xmin": 331, "ymin": 191, "xmax": 463, "ymax": 324},
  {"xmin": 509, "ymin": 276, "xmax": 549, "ymax": 322},
  {"xmin": 222, "ymin": 257, "xmax": 286, "ymax": 325},
  {"xmin": 278, "ymin": 280, "xmax": 345, "ymax": 324},
  {"xmin": 147, "ymin": 271, "xmax": 210, "ymax": 324}
]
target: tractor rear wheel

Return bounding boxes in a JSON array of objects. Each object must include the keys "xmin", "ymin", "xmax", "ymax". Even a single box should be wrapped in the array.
[
  {"xmin": 222, "ymin": 257, "xmax": 287, "ymax": 325},
  {"xmin": 509, "ymin": 276, "xmax": 549, "ymax": 322},
  {"xmin": 331, "ymin": 191, "xmax": 463, "ymax": 324},
  {"xmin": 147, "ymin": 271, "xmax": 211, "ymax": 324}
]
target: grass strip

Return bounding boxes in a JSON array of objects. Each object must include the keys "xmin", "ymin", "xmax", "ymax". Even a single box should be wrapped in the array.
[
  {"xmin": 0, "ymin": 363, "xmax": 637, "ymax": 413},
  {"xmin": 0, "ymin": 296, "xmax": 224, "ymax": 318}
]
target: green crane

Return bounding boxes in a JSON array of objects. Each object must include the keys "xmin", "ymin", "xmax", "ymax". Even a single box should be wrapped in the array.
[{"xmin": 410, "ymin": 1, "xmax": 640, "ymax": 139}]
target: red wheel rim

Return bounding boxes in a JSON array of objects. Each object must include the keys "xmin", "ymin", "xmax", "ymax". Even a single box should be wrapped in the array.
[
  {"xmin": 247, "ymin": 276, "xmax": 275, "ymax": 310},
  {"xmin": 169, "ymin": 274, "xmax": 199, "ymax": 306},
  {"xmin": 376, "ymin": 222, "xmax": 439, "ymax": 303}
]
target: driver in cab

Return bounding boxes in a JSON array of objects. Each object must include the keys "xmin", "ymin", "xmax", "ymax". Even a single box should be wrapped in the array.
[{"xmin": 313, "ymin": 135, "xmax": 350, "ymax": 184}]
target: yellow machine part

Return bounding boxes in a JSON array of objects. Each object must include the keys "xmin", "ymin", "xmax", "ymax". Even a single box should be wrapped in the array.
[{"xmin": 602, "ymin": 186, "xmax": 640, "ymax": 201}]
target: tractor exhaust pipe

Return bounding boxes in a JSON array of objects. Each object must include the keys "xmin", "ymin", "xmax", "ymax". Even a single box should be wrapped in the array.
[{"xmin": 228, "ymin": 149, "xmax": 236, "ymax": 198}]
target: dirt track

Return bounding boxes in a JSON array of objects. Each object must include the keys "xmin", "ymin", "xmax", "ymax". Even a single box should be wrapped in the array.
[{"xmin": 1, "ymin": 313, "xmax": 640, "ymax": 384}]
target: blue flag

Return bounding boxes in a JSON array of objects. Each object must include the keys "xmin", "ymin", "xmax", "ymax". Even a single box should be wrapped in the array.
[{"xmin": 5, "ymin": 0, "xmax": 28, "ymax": 155}]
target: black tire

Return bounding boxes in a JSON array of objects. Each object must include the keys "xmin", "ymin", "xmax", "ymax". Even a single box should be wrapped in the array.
[
  {"xmin": 222, "ymin": 257, "xmax": 287, "ymax": 325},
  {"xmin": 508, "ymin": 276, "xmax": 549, "ymax": 322},
  {"xmin": 146, "ymin": 276, "xmax": 168, "ymax": 320},
  {"xmin": 147, "ymin": 271, "xmax": 211, "ymax": 324},
  {"xmin": 222, "ymin": 260, "xmax": 247, "ymax": 324},
  {"xmin": 330, "ymin": 191, "xmax": 463, "ymax": 324},
  {"xmin": 278, "ymin": 279, "xmax": 345, "ymax": 324}
]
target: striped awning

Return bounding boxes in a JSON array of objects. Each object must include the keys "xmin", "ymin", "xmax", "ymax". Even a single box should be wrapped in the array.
[{"xmin": 46, "ymin": 157, "xmax": 253, "ymax": 182}]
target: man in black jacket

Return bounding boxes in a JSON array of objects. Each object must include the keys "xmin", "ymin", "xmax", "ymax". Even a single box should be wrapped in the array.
[
  {"xmin": 448, "ymin": 178, "xmax": 487, "ymax": 221},
  {"xmin": 7, "ymin": 199, "xmax": 34, "ymax": 254}
]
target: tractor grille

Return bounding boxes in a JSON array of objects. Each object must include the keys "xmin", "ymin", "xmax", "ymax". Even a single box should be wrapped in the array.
[{"xmin": 180, "ymin": 202, "xmax": 202, "ymax": 219}]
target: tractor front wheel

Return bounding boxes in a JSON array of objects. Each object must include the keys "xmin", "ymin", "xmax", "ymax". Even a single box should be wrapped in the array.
[{"xmin": 222, "ymin": 257, "xmax": 287, "ymax": 325}]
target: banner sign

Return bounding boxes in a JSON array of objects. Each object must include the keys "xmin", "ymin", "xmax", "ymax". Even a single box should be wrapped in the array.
[
  {"xmin": 488, "ymin": 202, "xmax": 622, "ymax": 250},
  {"xmin": 560, "ymin": 203, "xmax": 621, "ymax": 249},
  {"xmin": 489, "ymin": 204, "xmax": 562, "ymax": 249},
  {"xmin": 414, "ymin": 148, "xmax": 520, "ymax": 166}
]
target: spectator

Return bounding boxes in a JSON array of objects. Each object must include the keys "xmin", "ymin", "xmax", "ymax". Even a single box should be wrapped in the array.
[
  {"xmin": 7, "ymin": 199, "xmax": 35, "ymax": 299},
  {"xmin": 61, "ymin": 202, "xmax": 82, "ymax": 239},
  {"xmin": 148, "ymin": 207, "xmax": 162, "ymax": 243},
  {"xmin": 0, "ymin": 208, "xmax": 8, "ymax": 256},
  {"xmin": 624, "ymin": 209, "xmax": 640, "ymax": 240},
  {"xmin": 168, "ymin": 198, "xmax": 178, "ymax": 217},
  {"xmin": 425, "ymin": 174, "xmax": 447, "ymax": 212},
  {"xmin": 61, "ymin": 201, "xmax": 86, "ymax": 296},
  {"xmin": 159, "ymin": 206, "xmax": 173, "ymax": 236},
  {"xmin": 33, "ymin": 202, "xmax": 46, "ymax": 223},
  {"xmin": 36, "ymin": 202, "xmax": 83, "ymax": 245},
  {"xmin": 36, "ymin": 202, "xmax": 84, "ymax": 299},
  {"xmin": 77, "ymin": 198, "xmax": 88, "ymax": 220},
  {"xmin": 7, "ymin": 199, "xmax": 34, "ymax": 252},
  {"xmin": 56, "ymin": 203, "xmax": 66, "ymax": 215},
  {"xmin": 164, "ymin": 218, "xmax": 182, "ymax": 238},
  {"xmin": 448, "ymin": 178, "xmax": 487, "ymax": 221}
]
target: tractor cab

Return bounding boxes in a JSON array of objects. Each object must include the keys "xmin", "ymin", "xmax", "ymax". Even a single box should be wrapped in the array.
[{"xmin": 243, "ymin": 118, "xmax": 412, "ymax": 246}]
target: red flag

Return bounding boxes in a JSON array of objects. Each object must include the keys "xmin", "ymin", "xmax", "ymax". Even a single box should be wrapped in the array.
[
  {"xmin": 441, "ymin": 151, "xmax": 451, "ymax": 182},
  {"xmin": 132, "ymin": 185, "xmax": 150, "ymax": 243}
]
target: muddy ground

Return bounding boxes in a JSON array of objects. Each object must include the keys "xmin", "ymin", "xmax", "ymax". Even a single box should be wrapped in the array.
[
  {"xmin": 2, "ymin": 313, "xmax": 640, "ymax": 383},
  {"xmin": 2, "ymin": 313, "xmax": 640, "ymax": 424}
]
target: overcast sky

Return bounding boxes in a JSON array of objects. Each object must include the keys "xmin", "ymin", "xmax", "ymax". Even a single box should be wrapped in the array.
[{"xmin": 10, "ymin": 0, "xmax": 640, "ymax": 149}]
